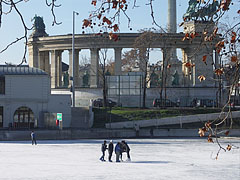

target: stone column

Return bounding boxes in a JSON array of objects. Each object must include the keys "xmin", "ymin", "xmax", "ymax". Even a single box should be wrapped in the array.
[
  {"xmin": 114, "ymin": 48, "xmax": 122, "ymax": 75},
  {"xmin": 168, "ymin": 0, "xmax": 176, "ymax": 33},
  {"xmin": 162, "ymin": 48, "xmax": 172, "ymax": 87},
  {"xmin": 58, "ymin": 52, "xmax": 62, "ymax": 87},
  {"xmin": 139, "ymin": 48, "xmax": 147, "ymax": 73},
  {"xmin": 168, "ymin": 0, "xmax": 177, "ymax": 61},
  {"xmin": 39, "ymin": 51, "xmax": 50, "ymax": 74},
  {"xmin": 69, "ymin": 49, "xmax": 80, "ymax": 87},
  {"xmin": 196, "ymin": 47, "xmax": 214, "ymax": 87},
  {"xmin": 51, "ymin": 50, "xmax": 62, "ymax": 88},
  {"xmin": 28, "ymin": 43, "xmax": 39, "ymax": 68},
  {"xmin": 90, "ymin": 48, "xmax": 99, "ymax": 88},
  {"xmin": 183, "ymin": 47, "xmax": 214, "ymax": 87},
  {"xmin": 182, "ymin": 48, "xmax": 195, "ymax": 87}
]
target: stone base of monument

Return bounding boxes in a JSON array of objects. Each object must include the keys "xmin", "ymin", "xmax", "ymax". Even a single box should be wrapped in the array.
[{"xmin": 183, "ymin": 20, "xmax": 216, "ymax": 34}]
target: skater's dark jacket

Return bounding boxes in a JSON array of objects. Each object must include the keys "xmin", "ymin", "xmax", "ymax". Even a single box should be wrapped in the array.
[
  {"xmin": 108, "ymin": 142, "xmax": 114, "ymax": 153},
  {"xmin": 121, "ymin": 141, "xmax": 130, "ymax": 152},
  {"xmin": 101, "ymin": 143, "xmax": 107, "ymax": 152}
]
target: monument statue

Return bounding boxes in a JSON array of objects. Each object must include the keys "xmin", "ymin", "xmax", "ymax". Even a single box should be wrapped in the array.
[
  {"xmin": 30, "ymin": 15, "xmax": 48, "ymax": 37},
  {"xmin": 83, "ymin": 71, "xmax": 89, "ymax": 87},
  {"xmin": 63, "ymin": 72, "xmax": 69, "ymax": 87},
  {"xmin": 183, "ymin": 0, "xmax": 219, "ymax": 21},
  {"xmin": 183, "ymin": 0, "xmax": 199, "ymax": 20}
]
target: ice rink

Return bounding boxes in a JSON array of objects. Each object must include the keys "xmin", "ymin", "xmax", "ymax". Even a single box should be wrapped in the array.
[{"xmin": 0, "ymin": 138, "xmax": 239, "ymax": 180}]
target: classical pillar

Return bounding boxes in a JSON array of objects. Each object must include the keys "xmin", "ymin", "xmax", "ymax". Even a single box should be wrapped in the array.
[
  {"xmin": 162, "ymin": 48, "xmax": 172, "ymax": 87},
  {"xmin": 168, "ymin": 0, "xmax": 176, "ymax": 33},
  {"xmin": 51, "ymin": 50, "xmax": 63, "ymax": 88},
  {"xmin": 114, "ymin": 48, "xmax": 122, "ymax": 75},
  {"xmin": 183, "ymin": 47, "xmax": 214, "ymax": 87},
  {"xmin": 139, "ymin": 48, "xmax": 147, "ymax": 73},
  {"xmin": 90, "ymin": 48, "xmax": 99, "ymax": 88},
  {"xmin": 182, "ymin": 48, "xmax": 195, "ymax": 87},
  {"xmin": 69, "ymin": 49, "xmax": 80, "ymax": 87},
  {"xmin": 39, "ymin": 51, "xmax": 50, "ymax": 74},
  {"xmin": 168, "ymin": 0, "xmax": 177, "ymax": 61},
  {"xmin": 58, "ymin": 52, "xmax": 62, "ymax": 87},
  {"xmin": 28, "ymin": 43, "xmax": 39, "ymax": 68}
]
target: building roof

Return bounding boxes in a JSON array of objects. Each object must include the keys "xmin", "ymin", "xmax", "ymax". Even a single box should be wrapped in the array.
[{"xmin": 0, "ymin": 65, "xmax": 48, "ymax": 75}]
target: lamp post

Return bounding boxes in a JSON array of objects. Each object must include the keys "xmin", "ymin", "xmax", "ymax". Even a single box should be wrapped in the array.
[{"xmin": 72, "ymin": 11, "xmax": 79, "ymax": 107}]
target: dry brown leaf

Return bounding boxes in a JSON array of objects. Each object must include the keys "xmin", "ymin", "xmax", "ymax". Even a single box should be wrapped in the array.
[{"xmin": 198, "ymin": 75, "xmax": 206, "ymax": 82}]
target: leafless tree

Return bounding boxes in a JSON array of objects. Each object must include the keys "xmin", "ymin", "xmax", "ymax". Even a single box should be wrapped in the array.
[{"xmin": 0, "ymin": 0, "xmax": 61, "ymax": 65}]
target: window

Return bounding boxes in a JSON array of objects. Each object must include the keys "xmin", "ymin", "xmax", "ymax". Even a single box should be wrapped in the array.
[
  {"xmin": 0, "ymin": 76, "xmax": 5, "ymax": 94},
  {"xmin": 13, "ymin": 106, "xmax": 34, "ymax": 129}
]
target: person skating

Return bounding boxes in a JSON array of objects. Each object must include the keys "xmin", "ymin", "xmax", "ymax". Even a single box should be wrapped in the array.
[
  {"xmin": 108, "ymin": 140, "xmax": 114, "ymax": 162},
  {"xmin": 115, "ymin": 142, "xmax": 121, "ymax": 162},
  {"xmin": 119, "ymin": 141, "xmax": 125, "ymax": 161},
  {"xmin": 99, "ymin": 140, "xmax": 107, "ymax": 161},
  {"xmin": 122, "ymin": 140, "xmax": 131, "ymax": 161},
  {"xmin": 31, "ymin": 131, "xmax": 37, "ymax": 145}
]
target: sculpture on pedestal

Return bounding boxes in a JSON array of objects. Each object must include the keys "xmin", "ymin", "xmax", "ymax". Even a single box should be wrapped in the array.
[
  {"xmin": 30, "ymin": 15, "xmax": 48, "ymax": 37},
  {"xmin": 183, "ymin": 0, "xmax": 219, "ymax": 21}
]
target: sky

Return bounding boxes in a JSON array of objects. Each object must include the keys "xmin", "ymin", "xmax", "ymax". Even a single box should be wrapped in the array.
[{"xmin": 0, "ymin": 0, "xmax": 239, "ymax": 65}]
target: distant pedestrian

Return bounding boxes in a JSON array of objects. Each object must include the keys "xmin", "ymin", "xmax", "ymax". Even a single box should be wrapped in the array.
[
  {"xmin": 134, "ymin": 123, "xmax": 140, "ymax": 137},
  {"xmin": 122, "ymin": 140, "xmax": 131, "ymax": 161},
  {"xmin": 31, "ymin": 131, "xmax": 37, "ymax": 145},
  {"xmin": 115, "ymin": 142, "xmax": 121, "ymax": 162},
  {"xmin": 99, "ymin": 140, "xmax": 107, "ymax": 161},
  {"xmin": 108, "ymin": 140, "xmax": 114, "ymax": 162}
]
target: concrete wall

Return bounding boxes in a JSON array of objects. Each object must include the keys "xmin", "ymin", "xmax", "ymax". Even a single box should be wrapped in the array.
[
  {"xmin": 71, "ymin": 107, "xmax": 93, "ymax": 128},
  {"xmin": 5, "ymin": 75, "xmax": 50, "ymax": 101},
  {"xmin": 0, "ymin": 128, "xmax": 239, "ymax": 141},
  {"xmin": 47, "ymin": 94, "xmax": 72, "ymax": 128},
  {"xmin": 0, "ymin": 75, "xmax": 72, "ymax": 128},
  {"xmin": 105, "ymin": 111, "xmax": 240, "ymax": 129}
]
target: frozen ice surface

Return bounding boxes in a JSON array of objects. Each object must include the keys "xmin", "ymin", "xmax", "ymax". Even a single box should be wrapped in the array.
[{"xmin": 0, "ymin": 138, "xmax": 239, "ymax": 180}]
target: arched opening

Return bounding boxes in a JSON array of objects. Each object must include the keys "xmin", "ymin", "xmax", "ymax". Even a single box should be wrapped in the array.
[{"xmin": 13, "ymin": 106, "xmax": 34, "ymax": 129}]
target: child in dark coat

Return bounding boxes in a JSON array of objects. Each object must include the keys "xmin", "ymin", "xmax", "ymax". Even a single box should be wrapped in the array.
[{"xmin": 99, "ymin": 140, "xmax": 107, "ymax": 161}]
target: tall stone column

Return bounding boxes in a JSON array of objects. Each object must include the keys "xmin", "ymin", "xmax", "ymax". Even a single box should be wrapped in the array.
[
  {"xmin": 168, "ymin": 0, "xmax": 176, "ymax": 33},
  {"xmin": 69, "ymin": 49, "xmax": 80, "ymax": 87},
  {"xmin": 28, "ymin": 43, "xmax": 39, "ymax": 68},
  {"xmin": 58, "ymin": 52, "xmax": 62, "ymax": 87},
  {"xmin": 114, "ymin": 48, "xmax": 122, "ymax": 75},
  {"xmin": 51, "ymin": 50, "xmax": 63, "ymax": 88},
  {"xmin": 139, "ymin": 48, "xmax": 147, "ymax": 74},
  {"xmin": 39, "ymin": 51, "xmax": 50, "ymax": 74},
  {"xmin": 167, "ymin": 0, "xmax": 178, "ymax": 62},
  {"xmin": 162, "ymin": 48, "xmax": 172, "ymax": 87},
  {"xmin": 90, "ymin": 48, "xmax": 99, "ymax": 88}
]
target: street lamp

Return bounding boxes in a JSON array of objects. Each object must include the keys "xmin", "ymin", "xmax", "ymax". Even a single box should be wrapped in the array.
[{"xmin": 72, "ymin": 11, "xmax": 79, "ymax": 107}]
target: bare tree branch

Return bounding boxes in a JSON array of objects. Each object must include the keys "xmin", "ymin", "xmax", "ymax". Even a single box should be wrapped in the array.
[{"xmin": 45, "ymin": 0, "xmax": 62, "ymax": 26}]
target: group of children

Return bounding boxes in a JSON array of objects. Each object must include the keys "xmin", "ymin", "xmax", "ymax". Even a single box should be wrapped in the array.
[{"xmin": 100, "ymin": 140, "xmax": 131, "ymax": 162}]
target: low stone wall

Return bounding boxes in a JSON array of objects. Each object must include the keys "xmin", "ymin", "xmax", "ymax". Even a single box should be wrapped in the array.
[
  {"xmin": 0, "ymin": 128, "xmax": 239, "ymax": 141},
  {"xmin": 105, "ymin": 111, "xmax": 240, "ymax": 129}
]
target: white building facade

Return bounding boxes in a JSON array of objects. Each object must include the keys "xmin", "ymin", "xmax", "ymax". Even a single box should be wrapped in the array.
[{"xmin": 0, "ymin": 65, "xmax": 71, "ymax": 129}]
